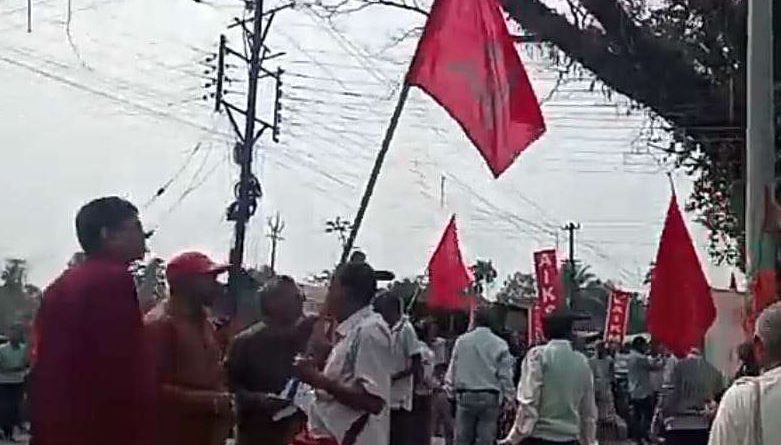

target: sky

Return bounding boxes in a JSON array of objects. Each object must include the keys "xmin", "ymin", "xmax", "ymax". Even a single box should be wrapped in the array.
[{"xmin": 0, "ymin": 0, "xmax": 736, "ymax": 291}]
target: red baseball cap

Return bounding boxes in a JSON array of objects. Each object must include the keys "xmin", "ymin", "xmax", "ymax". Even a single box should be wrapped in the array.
[{"xmin": 166, "ymin": 252, "xmax": 230, "ymax": 283}]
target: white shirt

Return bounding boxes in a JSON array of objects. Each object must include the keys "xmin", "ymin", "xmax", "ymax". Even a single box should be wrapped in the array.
[
  {"xmin": 389, "ymin": 318, "xmax": 420, "ymax": 411},
  {"xmin": 709, "ymin": 367, "xmax": 781, "ymax": 445},
  {"xmin": 308, "ymin": 306, "xmax": 393, "ymax": 445},
  {"xmin": 431, "ymin": 337, "xmax": 449, "ymax": 367},
  {"xmin": 415, "ymin": 340, "xmax": 436, "ymax": 396},
  {"xmin": 445, "ymin": 326, "xmax": 515, "ymax": 402},
  {"xmin": 502, "ymin": 340, "xmax": 598, "ymax": 445}
]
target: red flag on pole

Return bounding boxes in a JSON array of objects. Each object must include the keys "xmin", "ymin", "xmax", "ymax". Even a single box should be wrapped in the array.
[
  {"xmin": 428, "ymin": 215, "xmax": 473, "ymax": 310},
  {"xmin": 648, "ymin": 195, "xmax": 715, "ymax": 357},
  {"xmin": 406, "ymin": 0, "xmax": 545, "ymax": 177}
]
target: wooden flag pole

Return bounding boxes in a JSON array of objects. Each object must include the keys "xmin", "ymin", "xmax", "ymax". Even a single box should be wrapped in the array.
[{"xmin": 340, "ymin": 83, "xmax": 412, "ymax": 264}]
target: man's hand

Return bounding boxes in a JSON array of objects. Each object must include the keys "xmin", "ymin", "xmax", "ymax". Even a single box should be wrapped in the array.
[{"xmin": 294, "ymin": 356, "xmax": 325, "ymax": 388}]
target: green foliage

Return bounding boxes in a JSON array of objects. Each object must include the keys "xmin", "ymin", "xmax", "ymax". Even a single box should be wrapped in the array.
[
  {"xmin": 470, "ymin": 259, "xmax": 498, "ymax": 297},
  {"xmin": 0, "ymin": 259, "xmax": 40, "ymax": 334},
  {"xmin": 496, "ymin": 271, "xmax": 537, "ymax": 305}
]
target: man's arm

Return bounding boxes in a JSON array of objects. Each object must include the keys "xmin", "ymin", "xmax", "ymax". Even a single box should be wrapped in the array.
[
  {"xmin": 392, "ymin": 322, "xmax": 422, "ymax": 382},
  {"xmin": 444, "ymin": 339, "xmax": 459, "ymax": 389},
  {"xmin": 496, "ymin": 346, "xmax": 516, "ymax": 404},
  {"xmin": 499, "ymin": 347, "xmax": 543, "ymax": 445},
  {"xmin": 578, "ymin": 369, "xmax": 598, "ymax": 445},
  {"xmin": 296, "ymin": 325, "xmax": 389, "ymax": 415},
  {"xmin": 147, "ymin": 319, "xmax": 231, "ymax": 416}
]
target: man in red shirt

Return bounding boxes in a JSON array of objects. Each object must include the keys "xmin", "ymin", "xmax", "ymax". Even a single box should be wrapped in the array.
[
  {"xmin": 144, "ymin": 251, "xmax": 234, "ymax": 445},
  {"xmin": 31, "ymin": 197, "xmax": 153, "ymax": 445}
]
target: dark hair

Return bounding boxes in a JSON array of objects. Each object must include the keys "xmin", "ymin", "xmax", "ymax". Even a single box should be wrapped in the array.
[
  {"xmin": 75, "ymin": 197, "xmax": 139, "ymax": 254},
  {"xmin": 259, "ymin": 275, "xmax": 297, "ymax": 315},
  {"xmin": 473, "ymin": 306, "xmax": 494, "ymax": 328},
  {"xmin": 374, "ymin": 291, "xmax": 402, "ymax": 314},
  {"xmin": 543, "ymin": 316, "xmax": 573, "ymax": 340},
  {"xmin": 334, "ymin": 262, "xmax": 377, "ymax": 306},
  {"xmin": 632, "ymin": 336, "xmax": 648, "ymax": 351}
]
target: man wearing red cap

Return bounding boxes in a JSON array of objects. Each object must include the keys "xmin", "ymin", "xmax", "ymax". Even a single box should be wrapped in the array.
[{"xmin": 144, "ymin": 251, "xmax": 234, "ymax": 445}]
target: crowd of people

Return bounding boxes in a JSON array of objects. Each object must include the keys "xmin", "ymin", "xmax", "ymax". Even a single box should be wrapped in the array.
[{"xmin": 1, "ymin": 195, "xmax": 781, "ymax": 445}]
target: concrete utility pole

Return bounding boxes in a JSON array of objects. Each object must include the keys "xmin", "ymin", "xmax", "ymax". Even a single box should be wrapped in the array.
[
  {"xmin": 267, "ymin": 212, "xmax": 285, "ymax": 273},
  {"xmin": 746, "ymin": 0, "xmax": 776, "ymax": 312},
  {"xmin": 211, "ymin": 0, "xmax": 287, "ymax": 303},
  {"xmin": 561, "ymin": 222, "xmax": 581, "ymax": 307}
]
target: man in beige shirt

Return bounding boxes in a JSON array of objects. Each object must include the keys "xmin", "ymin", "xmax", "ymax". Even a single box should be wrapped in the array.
[{"xmin": 709, "ymin": 301, "xmax": 781, "ymax": 445}]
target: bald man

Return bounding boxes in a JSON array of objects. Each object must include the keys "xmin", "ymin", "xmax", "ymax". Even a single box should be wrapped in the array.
[{"xmin": 709, "ymin": 301, "xmax": 781, "ymax": 445}]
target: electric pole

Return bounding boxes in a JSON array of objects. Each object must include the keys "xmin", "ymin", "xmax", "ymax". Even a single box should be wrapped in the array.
[
  {"xmin": 208, "ymin": 0, "xmax": 288, "ymax": 302},
  {"xmin": 267, "ymin": 212, "xmax": 285, "ymax": 273},
  {"xmin": 561, "ymin": 222, "xmax": 581, "ymax": 307}
]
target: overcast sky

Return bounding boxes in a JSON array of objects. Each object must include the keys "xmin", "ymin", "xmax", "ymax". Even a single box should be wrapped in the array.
[{"xmin": 0, "ymin": 0, "xmax": 735, "ymax": 291}]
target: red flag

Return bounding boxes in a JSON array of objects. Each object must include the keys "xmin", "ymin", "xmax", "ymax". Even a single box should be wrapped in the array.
[
  {"xmin": 406, "ymin": 0, "xmax": 545, "ymax": 177},
  {"xmin": 428, "ymin": 215, "xmax": 473, "ymax": 310},
  {"xmin": 648, "ymin": 195, "xmax": 715, "ymax": 357}
]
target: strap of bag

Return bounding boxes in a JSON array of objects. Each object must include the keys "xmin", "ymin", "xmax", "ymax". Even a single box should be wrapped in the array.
[{"xmin": 753, "ymin": 379, "xmax": 763, "ymax": 445}]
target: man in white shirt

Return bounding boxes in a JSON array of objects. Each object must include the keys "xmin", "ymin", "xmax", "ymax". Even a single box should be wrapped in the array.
[
  {"xmin": 446, "ymin": 306, "xmax": 515, "ymax": 445},
  {"xmin": 709, "ymin": 301, "xmax": 781, "ymax": 445},
  {"xmin": 373, "ymin": 293, "xmax": 423, "ymax": 445},
  {"xmin": 500, "ymin": 306, "xmax": 597, "ymax": 445},
  {"xmin": 626, "ymin": 337, "xmax": 662, "ymax": 444},
  {"xmin": 294, "ymin": 262, "xmax": 393, "ymax": 445}
]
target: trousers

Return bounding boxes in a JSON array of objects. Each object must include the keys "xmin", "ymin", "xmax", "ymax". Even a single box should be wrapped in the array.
[{"xmin": 454, "ymin": 392, "xmax": 500, "ymax": 445}]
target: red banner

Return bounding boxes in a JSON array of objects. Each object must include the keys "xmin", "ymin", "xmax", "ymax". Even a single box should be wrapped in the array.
[
  {"xmin": 529, "ymin": 250, "xmax": 562, "ymax": 344},
  {"xmin": 604, "ymin": 290, "xmax": 632, "ymax": 344},
  {"xmin": 528, "ymin": 302, "xmax": 545, "ymax": 345},
  {"xmin": 534, "ymin": 249, "xmax": 562, "ymax": 315}
]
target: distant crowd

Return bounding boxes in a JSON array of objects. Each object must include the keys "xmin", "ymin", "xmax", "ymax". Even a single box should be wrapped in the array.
[{"xmin": 1, "ymin": 196, "xmax": 781, "ymax": 445}]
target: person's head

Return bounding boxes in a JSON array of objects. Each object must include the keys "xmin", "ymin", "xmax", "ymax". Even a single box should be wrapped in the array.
[
  {"xmin": 260, "ymin": 275, "xmax": 304, "ymax": 325},
  {"xmin": 166, "ymin": 252, "xmax": 229, "ymax": 310},
  {"xmin": 472, "ymin": 305, "xmax": 495, "ymax": 329},
  {"xmin": 8, "ymin": 324, "xmax": 24, "ymax": 346},
  {"xmin": 425, "ymin": 319, "xmax": 440, "ymax": 342},
  {"xmin": 754, "ymin": 302, "xmax": 781, "ymax": 370},
  {"xmin": 542, "ymin": 307, "xmax": 582, "ymax": 340},
  {"xmin": 595, "ymin": 341, "xmax": 608, "ymax": 358},
  {"xmin": 631, "ymin": 336, "xmax": 648, "ymax": 353},
  {"xmin": 75, "ymin": 197, "xmax": 146, "ymax": 263},
  {"xmin": 326, "ymin": 261, "xmax": 377, "ymax": 322},
  {"xmin": 738, "ymin": 341, "xmax": 756, "ymax": 364},
  {"xmin": 349, "ymin": 251, "xmax": 367, "ymax": 264},
  {"xmin": 373, "ymin": 291, "xmax": 402, "ymax": 327}
]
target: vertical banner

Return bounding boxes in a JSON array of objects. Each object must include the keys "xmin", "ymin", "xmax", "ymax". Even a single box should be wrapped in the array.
[
  {"xmin": 534, "ymin": 249, "xmax": 562, "ymax": 314},
  {"xmin": 529, "ymin": 249, "xmax": 562, "ymax": 344},
  {"xmin": 528, "ymin": 302, "xmax": 545, "ymax": 345},
  {"xmin": 604, "ymin": 290, "xmax": 631, "ymax": 344}
]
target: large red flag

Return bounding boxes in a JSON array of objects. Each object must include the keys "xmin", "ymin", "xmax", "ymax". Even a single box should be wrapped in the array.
[
  {"xmin": 648, "ymin": 195, "xmax": 715, "ymax": 357},
  {"xmin": 406, "ymin": 0, "xmax": 545, "ymax": 177},
  {"xmin": 428, "ymin": 215, "xmax": 473, "ymax": 310}
]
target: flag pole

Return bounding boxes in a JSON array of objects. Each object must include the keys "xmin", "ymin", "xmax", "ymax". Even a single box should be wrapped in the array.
[{"xmin": 340, "ymin": 83, "xmax": 412, "ymax": 264}]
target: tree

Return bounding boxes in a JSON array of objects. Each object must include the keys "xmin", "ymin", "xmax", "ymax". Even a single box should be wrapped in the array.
[
  {"xmin": 470, "ymin": 259, "xmax": 498, "ymax": 298},
  {"xmin": 496, "ymin": 271, "xmax": 537, "ymax": 305},
  {"xmin": 325, "ymin": 217, "xmax": 353, "ymax": 252},
  {"xmin": 0, "ymin": 259, "xmax": 40, "ymax": 334},
  {"xmin": 307, "ymin": 0, "xmax": 776, "ymax": 269}
]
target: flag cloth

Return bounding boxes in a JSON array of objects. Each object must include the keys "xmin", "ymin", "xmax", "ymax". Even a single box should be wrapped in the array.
[
  {"xmin": 406, "ymin": 0, "xmax": 545, "ymax": 177},
  {"xmin": 648, "ymin": 195, "xmax": 715, "ymax": 357},
  {"xmin": 428, "ymin": 215, "xmax": 472, "ymax": 311}
]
